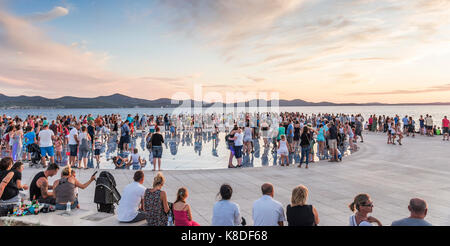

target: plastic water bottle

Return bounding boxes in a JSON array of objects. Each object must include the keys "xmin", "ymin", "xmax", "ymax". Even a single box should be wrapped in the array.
[
  {"xmin": 168, "ymin": 213, "xmax": 174, "ymax": 226},
  {"xmin": 66, "ymin": 201, "xmax": 71, "ymax": 213}
]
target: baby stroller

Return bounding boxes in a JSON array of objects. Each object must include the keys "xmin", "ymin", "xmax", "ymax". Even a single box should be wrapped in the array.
[{"xmin": 28, "ymin": 143, "xmax": 43, "ymax": 168}]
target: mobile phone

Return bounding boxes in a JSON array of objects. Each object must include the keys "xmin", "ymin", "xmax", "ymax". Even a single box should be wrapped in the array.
[{"xmin": 92, "ymin": 171, "xmax": 98, "ymax": 177}]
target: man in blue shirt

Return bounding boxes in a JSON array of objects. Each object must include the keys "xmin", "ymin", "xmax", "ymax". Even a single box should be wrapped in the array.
[
  {"xmin": 402, "ymin": 115, "xmax": 409, "ymax": 134},
  {"xmin": 391, "ymin": 198, "xmax": 432, "ymax": 226},
  {"xmin": 287, "ymin": 120, "xmax": 294, "ymax": 153},
  {"xmin": 119, "ymin": 120, "xmax": 131, "ymax": 152}
]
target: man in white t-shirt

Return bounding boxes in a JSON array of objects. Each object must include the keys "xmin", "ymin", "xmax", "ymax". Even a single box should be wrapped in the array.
[
  {"xmin": 252, "ymin": 183, "xmax": 285, "ymax": 226},
  {"xmin": 38, "ymin": 121, "xmax": 55, "ymax": 167},
  {"xmin": 117, "ymin": 171, "xmax": 146, "ymax": 223},
  {"xmin": 68, "ymin": 123, "xmax": 80, "ymax": 167}
]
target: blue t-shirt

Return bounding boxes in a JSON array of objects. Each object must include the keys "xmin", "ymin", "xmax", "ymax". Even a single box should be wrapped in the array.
[
  {"xmin": 287, "ymin": 124, "xmax": 294, "ymax": 137},
  {"xmin": 24, "ymin": 132, "xmax": 36, "ymax": 146},
  {"xmin": 403, "ymin": 117, "xmax": 409, "ymax": 125}
]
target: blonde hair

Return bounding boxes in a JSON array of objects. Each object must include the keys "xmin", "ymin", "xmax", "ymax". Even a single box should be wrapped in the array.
[
  {"xmin": 62, "ymin": 166, "xmax": 71, "ymax": 176},
  {"xmin": 291, "ymin": 185, "xmax": 309, "ymax": 206},
  {"xmin": 153, "ymin": 172, "xmax": 165, "ymax": 188},
  {"xmin": 349, "ymin": 194, "xmax": 370, "ymax": 212}
]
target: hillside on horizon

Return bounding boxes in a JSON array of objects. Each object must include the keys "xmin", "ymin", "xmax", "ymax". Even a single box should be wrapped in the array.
[{"xmin": 0, "ymin": 93, "xmax": 449, "ymax": 109}]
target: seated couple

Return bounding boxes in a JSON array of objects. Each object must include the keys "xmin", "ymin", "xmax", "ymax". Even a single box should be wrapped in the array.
[{"xmin": 30, "ymin": 165, "xmax": 95, "ymax": 210}]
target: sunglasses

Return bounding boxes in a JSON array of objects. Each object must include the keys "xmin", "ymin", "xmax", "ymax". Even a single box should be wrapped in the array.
[{"xmin": 361, "ymin": 202, "xmax": 374, "ymax": 208}]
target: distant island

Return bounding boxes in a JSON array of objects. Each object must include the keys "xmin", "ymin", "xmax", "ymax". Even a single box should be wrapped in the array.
[{"xmin": 0, "ymin": 93, "xmax": 449, "ymax": 109}]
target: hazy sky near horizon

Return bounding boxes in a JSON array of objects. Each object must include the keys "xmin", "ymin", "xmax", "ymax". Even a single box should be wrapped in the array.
[{"xmin": 0, "ymin": 0, "xmax": 449, "ymax": 103}]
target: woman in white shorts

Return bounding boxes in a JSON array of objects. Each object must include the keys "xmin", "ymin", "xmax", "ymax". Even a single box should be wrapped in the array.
[{"xmin": 277, "ymin": 135, "xmax": 289, "ymax": 166}]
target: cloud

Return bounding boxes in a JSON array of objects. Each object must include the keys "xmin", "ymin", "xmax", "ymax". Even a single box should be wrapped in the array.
[
  {"xmin": 157, "ymin": 0, "xmax": 305, "ymax": 57},
  {"xmin": 345, "ymin": 84, "xmax": 450, "ymax": 96},
  {"xmin": 0, "ymin": 7, "xmax": 197, "ymax": 99},
  {"xmin": 26, "ymin": 6, "xmax": 69, "ymax": 22},
  {"xmin": 247, "ymin": 76, "xmax": 265, "ymax": 83}
]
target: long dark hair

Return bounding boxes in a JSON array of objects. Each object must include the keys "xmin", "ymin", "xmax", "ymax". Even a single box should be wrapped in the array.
[{"xmin": 175, "ymin": 187, "xmax": 188, "ymax": 203}]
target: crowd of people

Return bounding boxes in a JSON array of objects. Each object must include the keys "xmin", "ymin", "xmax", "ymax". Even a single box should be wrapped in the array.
[
  {"xmin": 1, "ymin": 112, "xmax": 449, "ymax": 172},
  {"xmin": 365, "ymin": 114, "xmax": 450, "ymax": 144}
]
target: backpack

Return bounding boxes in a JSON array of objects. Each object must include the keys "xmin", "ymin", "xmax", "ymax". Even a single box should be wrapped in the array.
[{"xmin": 94, "ymin": 171, "xmax": 121, "ymax": 214}]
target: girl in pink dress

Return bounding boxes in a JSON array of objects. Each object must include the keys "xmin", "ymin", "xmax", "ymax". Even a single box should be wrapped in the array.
[{"xmin": 173, "ymin": 187, "xmax": 200, "ymax": 226}]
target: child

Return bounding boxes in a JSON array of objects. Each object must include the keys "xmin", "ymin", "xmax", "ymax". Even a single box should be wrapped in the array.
[
  {"xmin": 128, "ymin": 148, "xmax": 144, "ymax": 170},
  {"xmin": 278, "ymin": 134, "xmax": 289, "ymax": 166},
  {"xmin": 94, "ymin": 136, "xmax": 102, "ymax": 168},
  {"xmin": 55, "ymin": 136, "xmax": 63, "ymax": 163}
]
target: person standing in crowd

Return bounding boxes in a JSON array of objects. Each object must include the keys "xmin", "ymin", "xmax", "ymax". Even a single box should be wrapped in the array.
[
  {"xmin": 419, "ymin": 115, "xmax": 425, "ymax": 135},
  {"xmin": 173, "ymin": 187, "xmax": 200, "ymax": 226},
  {"xmin": 120, "ymin": 120, "xmax": 131, "ymax": 152},
  {"xmin": 286, "ymin": 185, "xmax": 319, "ymax": 226},
  {"xmin": 151, "ymin": 127, "xmax": 164, "ymax": 171},
  {"xmin": 38, "ymin": 121, "xmax": 55, "ymax": 167},
  {"xmin": 277, "ymin": 135, "xmax": 289, "ymax": 166},
  {"xmin": 298, "ymin": 126, "xmax": 312, "ymax": 168},
  {"xmin": 78, "ymin": 126, "xmax": 91, "ymax": 169},
  {"xmin": 68, "ymin": 123, "xmax": 80, "ymax": 168},
  {"xmin": 442, "ymin": 116, "xmax": 449, "ymax": 141},
  {"xmin": 11, "ymin": 125, "xmax": 23, "ymax": 162},
  {"xmin": 24, "ymin": 126, "xmax": 37, "ymax": 162},
  {"xmin": 391, "ymin": 198, "xmax": 432, "ymax": 226},
  {"xmin": 29, "ymin": 163, "xmax": 59, "ymax": 204},
  {"xmin": 231, "ymin": 127, "xmax": 244, "ymax": 168},
  {"xmin": 349, "ymin": 194, "xmax": 382, "ymax": 226},
  {"xmin": 426, "ymin": 115, "xmax": 434, "ymax": 136},
  {"xmin": 212, "ymin": 184, "xmax": 242, "ymax": 226},
  {"xmin": 117, "ymin": 171, "xmax": 147, "ymax": 223},
  {"xmin": 327, "ymin": 122, "xmax": 339, "ymax": 162},
  {"xmin": 252, "ymin": 183, "xmax": 285, "ymax": 226},
  {"xmin": 144, "ymin": 172, "xmax": 170, "ymax": 226}
]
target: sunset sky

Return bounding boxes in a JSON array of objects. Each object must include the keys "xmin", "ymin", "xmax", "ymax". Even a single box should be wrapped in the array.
[{"xmin": 0, "ymin": 0, "xmax": 449, "ymax": 103}]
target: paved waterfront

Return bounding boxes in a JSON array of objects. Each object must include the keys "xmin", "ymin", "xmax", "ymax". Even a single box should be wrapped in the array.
[{"xmin": 9, "ymin": 132, "xmax": 450, "ymax": 226}]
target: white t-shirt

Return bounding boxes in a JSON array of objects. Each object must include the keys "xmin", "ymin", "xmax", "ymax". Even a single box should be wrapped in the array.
[
  {"xmin": 117, "ymin": 182, "xmax": 146, "ymax": 222},
  {"xmin": 68, "ymin": 128, "xmax": 79, "ymax": 145},
  {"xmin": 349, "ymin": 214, "xmax": 373, "ymax": 226},
  {"xmin": 234, "ymin": 132, "xmax": 244, "ymax": 146},
  {"xmin": 252, "ymin": 195, "xmax": 285, "ymax": 226},
  {"xmin": 38, "ymin": 129, "xmax": 54, "ymax": 147}
]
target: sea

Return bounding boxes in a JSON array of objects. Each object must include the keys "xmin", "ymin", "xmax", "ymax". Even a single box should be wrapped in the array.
[{"xmin": 2, "ymin": 105, "xmax": 450, "ymax": 122}]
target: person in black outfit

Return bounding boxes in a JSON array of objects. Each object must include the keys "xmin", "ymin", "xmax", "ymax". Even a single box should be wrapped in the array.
[
  {"xmin": 151, "ymin": 127, "xmax": 164, "ymax": 171},
  {"xmin": 0, "ymin": 157, "xmax": 20, "ymax": 204},
  {"xmin": 327, "ymin": 122, "xmax": 339, "ymax": 162},
  {"xmin": 298, "ymin": 126, "xmax": 311, "ymax": 169},
  {"xmin": 286, "ymin": 185, "xmax": 320, "ymax": 226}
]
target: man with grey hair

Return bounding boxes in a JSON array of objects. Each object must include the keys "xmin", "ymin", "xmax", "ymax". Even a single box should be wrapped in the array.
[
  {"xmin": 252, "ymin": 183, "xmax": 285, "ymax": 226},
  {"xmin": 391, "ymin": 198, "xmax": 432, "ymax": 226}
]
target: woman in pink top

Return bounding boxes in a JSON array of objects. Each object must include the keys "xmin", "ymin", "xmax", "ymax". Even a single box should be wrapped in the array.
[{"xmin": 173, "ymin": 187, "xmax": 200, "ymax": 226}]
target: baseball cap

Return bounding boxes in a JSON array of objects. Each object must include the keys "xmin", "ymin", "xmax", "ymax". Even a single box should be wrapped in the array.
[{"xmin": 43, "ymin": 120, "xmax": 49, "ymax": 126}]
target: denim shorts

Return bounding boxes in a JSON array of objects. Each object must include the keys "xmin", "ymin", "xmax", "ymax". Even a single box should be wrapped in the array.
[
  {"xmin": 79, "ymin": 149, "xmax": 89, "ymax": 158},
  {"xmin": 152, "ymin": 146, "xmax": 163, "ymax": 158}
]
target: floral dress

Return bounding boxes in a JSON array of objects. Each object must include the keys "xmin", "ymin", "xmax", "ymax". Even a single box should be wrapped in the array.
[{"xmin": 144, "ymin": 189, "xmax": 168, "ymax": 226}]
